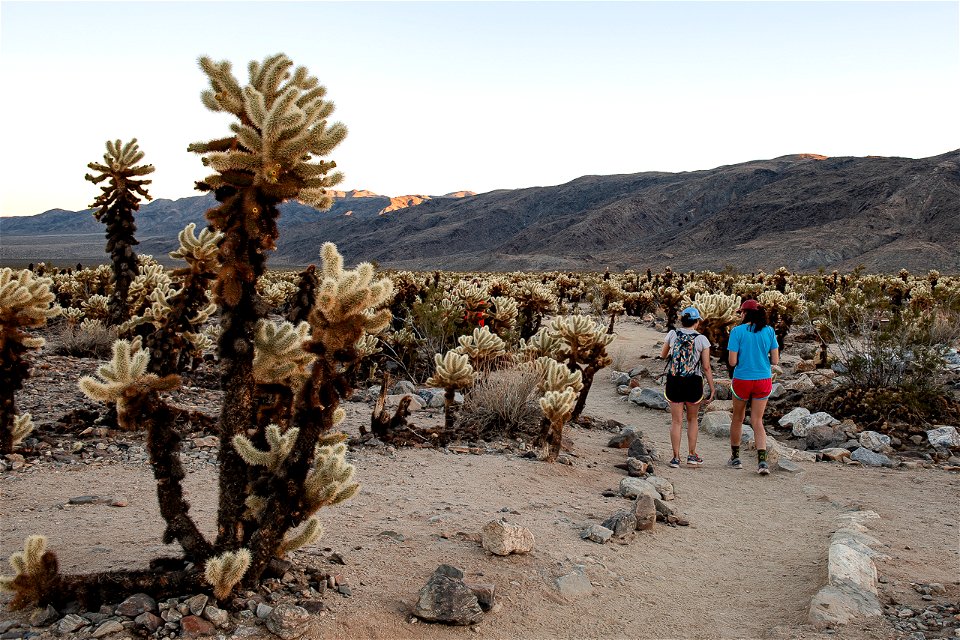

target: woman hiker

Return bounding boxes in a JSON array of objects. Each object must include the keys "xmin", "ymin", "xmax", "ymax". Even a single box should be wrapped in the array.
[
  {"xmin": 727, "ymin": 299, "xmax": 780, "ymax": 475},
  {"xmin": 660, "ymin": 306, "xmax": 715, "ymax": 468}
]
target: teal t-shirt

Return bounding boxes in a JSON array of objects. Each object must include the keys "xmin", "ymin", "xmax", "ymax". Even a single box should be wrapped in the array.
[{"xmin": 728, "ymin": 324, "xmax": 778, "ymax": 381}]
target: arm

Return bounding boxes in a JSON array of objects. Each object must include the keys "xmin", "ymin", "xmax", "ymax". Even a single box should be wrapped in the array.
[
  {"xmin": 659, "ymin": 342, "xmax": 670, "ymax": 359},
  {"xmin": 701, "ymin": 347, "xmax": 715, "ymax": 402},
  {"xmin": 770, "ymin": 348, "xmax": 780, "ymax": 366},
  {"xmin": 728, "ymin": 350, "xmax": 738, "ymax": 368}
]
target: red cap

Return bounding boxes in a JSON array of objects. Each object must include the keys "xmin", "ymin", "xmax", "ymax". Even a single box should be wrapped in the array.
[{"xmin": 739, "ymin": 299, "xmax": 760, "ymax": 311}]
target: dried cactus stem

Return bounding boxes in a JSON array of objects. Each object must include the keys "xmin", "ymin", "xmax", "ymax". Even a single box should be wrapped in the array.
[
  {"xmin": 535, "ymin": 415, "xmax": 564, "ymax": 463},
  {"xmin": 0, "ymin": 341, "xmax": 29, "ymax": 455}
]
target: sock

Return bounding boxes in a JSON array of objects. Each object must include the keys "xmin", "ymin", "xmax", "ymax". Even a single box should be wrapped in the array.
[
  {"xmin": 758, "ymin": 449, "xmax": 767, "ymax": 463},
  {"xmin": 731, "ymin": 445, "xmax": 740, "ymax": 460}
]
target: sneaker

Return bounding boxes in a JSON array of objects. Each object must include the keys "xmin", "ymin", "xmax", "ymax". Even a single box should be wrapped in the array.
[
  {"xmin": 758, "ymin": 461, "xmax": 770, "ymax": 475},
  {"xmin": 686, "ymin": 453, "xmax": 703, "ymax": 466},
  {"xmin": 728, "ymin": 457, "xmax": 743, "ymax": 470},
  {"xmin": 669, "ymin": 457, "xmax": 681, "ymax": 468}
]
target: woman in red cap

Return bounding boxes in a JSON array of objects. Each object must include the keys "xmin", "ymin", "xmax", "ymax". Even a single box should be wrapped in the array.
[{"xmin": 727, "ymin": 299, "xmax": 780, "ymax": 474}]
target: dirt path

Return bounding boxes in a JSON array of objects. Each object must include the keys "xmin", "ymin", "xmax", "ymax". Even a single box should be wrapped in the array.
[{"xmin": 1, "ymin": 321, "xmax": 958, "ymax": 639}]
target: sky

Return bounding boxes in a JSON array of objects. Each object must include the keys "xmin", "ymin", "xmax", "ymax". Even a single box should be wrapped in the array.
[{"xmin": 0, "ymin": 1, "xmax": 957, "ymax": 217}]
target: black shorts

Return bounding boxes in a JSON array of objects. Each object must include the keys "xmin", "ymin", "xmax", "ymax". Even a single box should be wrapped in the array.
[{"xmin": 665, "ymin": 374, "xmax": 704, "ymax": 404}]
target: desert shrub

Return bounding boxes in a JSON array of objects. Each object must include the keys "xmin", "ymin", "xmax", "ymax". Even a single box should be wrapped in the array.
[
  {"xmin": 50, "ymin": 320, "xmax": 118, "ymax": 358},
  {"xmin": 457, "ymin": 366, "xmax": 542, "ymax": 439}
]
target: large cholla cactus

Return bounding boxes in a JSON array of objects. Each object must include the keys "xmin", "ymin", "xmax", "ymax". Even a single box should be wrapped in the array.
[
  {"xmin": 0, "ymin": 268, "xmax": 59, "ymax": 454},
  {"xmin": 427, "ymin": 350, "xmax": 476, "ymax": 430},
  {"xmin": 758, "ymin": 289, "xmax": 803, "ymax": 351},
  {"xmin": 85, "ymin": 139, "xmax": 154, "ymax": 326},
  {"xmin": 454, "ymin": 325, "xmax": 507, "ymax": 370},
  {"xmin": 548, "ymin": 315, "xmax": 615, "ymax": 421},
  {"xmin": 1, "ymin": 54, "xmax": 374, "ymax": 612}
]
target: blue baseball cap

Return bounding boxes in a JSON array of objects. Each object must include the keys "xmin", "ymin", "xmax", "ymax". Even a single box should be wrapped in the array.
[{"xmin": 681, "ymin": 306, "xmax": 701, "ymax": 320}]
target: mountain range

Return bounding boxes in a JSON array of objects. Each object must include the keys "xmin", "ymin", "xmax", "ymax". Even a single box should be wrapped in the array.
[{"xmin": 2, "ymin": 151, "xmax": 958, "ymax": 273}]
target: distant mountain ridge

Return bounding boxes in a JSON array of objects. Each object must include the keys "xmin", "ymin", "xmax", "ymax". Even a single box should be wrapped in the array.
[{"xmin": 2, "ymin": 152, "xmax": 958, "ymax": 272}]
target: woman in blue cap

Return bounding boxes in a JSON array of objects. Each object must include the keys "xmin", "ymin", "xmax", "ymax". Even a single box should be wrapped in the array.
[{"xmin": 659, "ymin": 306, "xmax": 715, "ymax": 468}]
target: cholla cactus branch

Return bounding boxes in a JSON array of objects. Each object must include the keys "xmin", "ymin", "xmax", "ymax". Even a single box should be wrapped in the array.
[
  {"xmin": 11, "ymin": 413, "xmax": 33, "ymax": 447},
  {"xmin": 0, "ymin": 536, "xmax": 61, "ymax": 610},
  {"xmin": 204, "ymin": 549, "xmax": 251, "ymax": 601},
  {"xmin": 233, "ymin": 424, "xmax": 300, "ymax": 472},
  {"xmin": 279, "ymin": 516, "xmax": 323, "ymax": 554}
]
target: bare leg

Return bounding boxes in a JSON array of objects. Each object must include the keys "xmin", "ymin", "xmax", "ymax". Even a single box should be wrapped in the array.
[
  {"xmin": 751, "ymin": 397, "xmax": 769, "ymax": 452},
  {"xmin": 730, "ymin": 396, "xmax": 747, "ymax": 451},
  {"xmin": 669, "ymin": 402, "xmax": 684, "ymax": 459},
  {"xmin": 685, "ymin": 402, "xmax": 700, "ymax": 456}
]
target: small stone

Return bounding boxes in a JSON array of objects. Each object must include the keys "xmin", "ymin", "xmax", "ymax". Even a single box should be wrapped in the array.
[
  {"xmin": 179, "ymin": 615, "xmax": 216, "ymax": 638},
  {"xmin": 265, "ymin": 604, "xmax": 314, "ymax": 639},
  {"xmin": 185, "ymin": 595, "xmax": 208, "ymax": 617},
  {"xmin": 607, "ymin": 429, "xmax": 639, "ymax": 449},
  {"xmin": 413, "ymin": 566, "xmax": 483, "ymax": 625},
  {"xmin": 859, "ymin": 430, "xmax": 892, "ymax": 452},
  {"xmin": 850, "ymin": 447, "xmax": 894, "ymax": 467},
  {"xmin": 255, "ymin": 603, "xmax": 273, "ymax": 619},
  {"xmin": 92, "ymin": 619, "xmax": 124, "ymax": 637},
  {"xmin": 68, "ymin": 495, "xmax": 107, "ymax": 505},
  {"xmin": 927, "ymin": 426, "xmax": 960, "ymax": 448},
  {"xmin": 336, "ymin": 585, "xmax": 352, "ymax": 596},
  {"xmin": 480, "ymin": 520, "xmax": 534, "ymax": 556},
  {"xmin": 620, "ymin": 476, "xmax": 659, "ymax": 501},
  {"xmin": 161, "ymin": 608, "xmax": 182, "ymax": 623},
  {"xmin": 378, "ymin": 530, "xmax": 405, "ymax": 542},
  {"xmin": 134, "ymin": 612, "xmax": 162, "ymax": 633},
  {"xmin": 777, "ymin": 459, "xmax": 802, "ymax": 473},
  {"xmin": 628, "ymin": 387, "xmax": 669, "ymax": 410},
  {"xmin": 625, "ymin": 457, "xmax": 648, "ymax": 477},
  {"xmin": 644, "ymin": 475, "xmax": 675, "ymax": 500},
  {"xmin": 202, "ymin": 606, "xmax": 229, "ymax": 628},
  {"xmin": 820, "ymin": 447, "xmax": 851, "ymax": 462},
  {"xmin": 580, "ymin": 524, "xmax": 614, "ymax": 543},
  {"xmin": 555, "ymin": 566, "xmax": 593, "ymax": 599},
  {"xmin": 115, "ymin": 593, "xmax": 157, "ymax": 617},
  {"xmin": 601, "ymin": 510, "xmax": 637, "ymax": 537},
  {"xmin": 56, "ymin": 614, "xmax": 89, "ymax": 634},
  {"xmin": 30, "ymin": 605, "xmax": 59, "ymax": 626}
]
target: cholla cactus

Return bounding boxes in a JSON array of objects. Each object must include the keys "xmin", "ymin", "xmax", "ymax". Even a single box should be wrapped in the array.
[
  {"xmin": 0, "ymin": 268, "xmax": 59, "ymax": 454},
  {"xmin": 656, "ymin": 286, "xmax": 683, "ymax": 332},
  {"xmin": 0, "ymin": 535, "xmax": 59, "ymax": 610},
  {"xmin": 78, "ymin": 339, "xmax": 179, "ymax": 429},
  {"xmin": 10, "ymin": 414, "xmax": 34, "ymax": 447},
  {"xmin": 514, "ymin": 282, "xmax": 557, "ymax": 340},
  {"xmin": 81, "ymin": 294, "xmax": 111, "ymax": 321},
  {"xmin": 517, "ymin": 326, "xmax": 567, "ymax": 362},
  {"xmin": 286, "ymin": 265, "xmax": 319, "ymax": 324},
  {"xmin": 204, "ymin": 549, "xmax": 251, "ymax": 601},
  {"xmin": 527, "ymin": 357, "xmax": 584, "ymax": 462},
  {"xmin": 303, "ymin": 432, "xmax": 358, "ymax": 514},
  {"xmin": 85, "ymin": 138, "xmax": 154, "ymax": 325},
  {"xmin": 486, "ymin": 295, "xmax": 518, "ymax": 336},
  {"xmin": 454, "ymin": 325, "xmax": 507, "ymax": 370},
  {"xmin": 233, "ymin": 424, "xmax": 300, "ymax": 471},
  {"xmin": 61, "ymin": 307, "xmax": 84, "ymax": 326},
  {"xmin": 548, "ymin": 315, "xmax": 614, "ymax": 421},
  {"xmin": 759, "ymin": 289, "xmax": 804, "ymax": 350},
  {"xmin": 427, "ymin": 350, "xmax": 476, "ymax": 430},
  {"xmin": 606, "ymin": 300, "xmax": 625, "ymax": 334}
]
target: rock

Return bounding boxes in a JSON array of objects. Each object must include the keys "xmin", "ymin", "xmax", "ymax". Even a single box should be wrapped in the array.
[
  {"xmin": 616, "ymin": 385, "xmax": 631, "ymax": 395},
  {"xmin": 162, "ymin": 607, "xmax": 183, "ymax": 622},
  {"xmin": 806, "ymin": 423, "xmax": 845, "ymax": 450},
  {"xmin": 580, "ymin": 524, "xmax": 614, "ymax": 543},
  {"xmin": 701, "ymin": 412, "xmax": 732, "ymax": 437},
  {"xmin": 115, "ymin": 593, "xmax": 157, "ymax": 617},
  {"xmin": 619, "ymin": 477, "xmax": 659, "ymax": 501},
  {"xmin": 202, "ymin": 606, "xmax": 229, "ymax": 628},
  {"xmin": 265, "ymin": 603, "xmax": 313, "ymax": 639},
  {"xmin": 626, "ymin": 438, "xmax": 652, "ymax": 461},
  {"xmin": 610, "ymin": 371, "xmax": 630, "ymax": 386},
  {"xmin": 779, "ymin": 407, "xmax": 811, "ymax": 429},
  {"xmin": 850, "ymin": 447, "xmax": 894, "ymax": 467},
  {"xmin": 92, "ymin": 619, "xmax": 125, "ymax": 637},
  {"xmin": 192, "ymin": 435, "xmax": 219, "ymax": 448},
  {"xmin": 796, "ymin": 359, "xmax": 818, "ymax": 373},
  {"xmin": 858, "ymin": 431, "xmax": 891, "ymax": 452},
  {"xmin": 786, "ymin": 374, "xmax": 816, "ymax": 393},
  {"xmin": 56, "ymin": 614, "xmax": 89, "ymax": 634},
  {"xmin": 607, "ymin": 429, "xmax": 639, "ymax": 449},
  {"xmin": 628, "ymin": 387, "xmax": 669, "ymax": 410},
  {"xmin": 628, "ymin": 364, "xmax": 653, "ymax": 378},
  {"xmin": 820, "ymin": 447, "xmax": 851, "ymax": 462},
  {"xmin": 68, "ymin": 495, "xmax": 109, "ymax": 505},
  {"xmin": 777, "ymin": 459, "xmax": 802, "ymax": 473},
  {"xmin": 909, "ymin": 434, "xmax": 925, "ymax": 446},
  {"xmin": 704, "ymin": 399, "xmax": 733, "ymax": 413},
  {"xmin": 134, "ymin": 612, "xmax": 162, "ymax": 633},
  {"xmin": 644, "ymin": 475, "xmax": 675, "ymax": 501},
  {"xmin": 387, "ymin": 394, "xmax": 423, "ymax": 411},
  {"xmin": 425, "ymin": 390, "xmax": 446, "ymax": 409},
  {"xmin": 185, "ymin": 594, "xmax": 208, "ymax": 617},
  {"xmin": 463, "ymin": 582, "xmax": 496, "ymax": 611},
  {"xmin": 555, "ymin": 566, "xmax": 593, "ymax": 600},
  {"xmin": 5, "ymin": 453, "xmax": 25, "ymax": 470},
  {"xmin": 926, "ymin": 425, "xmax": 960, "ymax": 448},
  {"xmin": 30, "ymin": 605, "xmax": 59, "ymax": 626},
  {"xmin": 809, "ymin": 584, "xmax": 883, "ymax": 625},
  {"xmin": 768, "ymin": 383, "xmax": 786, "ymax": 399},
  {"xmin": 414, "ymin": 566, "xmax": 484, "ymax": 625},
  {"xmin": 392, "ymin": 380, "xmax": 416, "ymax": 395},
  {"xmin": 712, "ymin": 379, "xmax": 732, "ymax": 401},
  {"xmin": 601, "ymin": 510, "xmax": 637, "ymax": 537},
  {"xmin": 255, "ymin": 603, "xmax": 273, "ymax": 619},
  {"xmin": 793, "ymin": 411, "xmax": 838, "ymax": 438},
  {"xmin": 634, "ymin": 495, "xmax": 657, "ymax": 531},
  {"xmin": 625, "ymin": 457, "xmax": 648, "ymax": 477},
  {"xmin": 480, "ymin": 520, "xmax": 534, "ymax": 556}
]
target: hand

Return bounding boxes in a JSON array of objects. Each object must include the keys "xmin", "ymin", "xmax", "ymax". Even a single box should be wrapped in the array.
[
  {"xmin": 707, "ymin": 388, "xmax": 716, "ymax": 403},
  {"xmin": 771, "ymin": 364, "xmax": 784, "ymax": 377}
]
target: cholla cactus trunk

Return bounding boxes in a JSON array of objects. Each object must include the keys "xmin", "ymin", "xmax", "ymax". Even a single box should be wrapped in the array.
[
  {"xmin": 85, "ymin": 139, "xmax": 154, "ymax": 326},
  {"xmin": 286, "ymin": 264, "xmax": 318, "ymax": 324},
  {"xmin": 144, "ymin": 272, "xmax": 214, "ymax": 375},
  {"xmin": 0, "ymin": 341, "xmax": 29, "ymax": 454},
  {"xmin": 568, "ymin": 346, "xmax": 602, "ymax": 422}
]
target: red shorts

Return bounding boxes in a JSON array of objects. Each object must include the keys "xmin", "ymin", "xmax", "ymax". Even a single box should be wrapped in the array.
[{"xmin": 732, "ymin": 378, "xmax": 773, "ymax": 401}]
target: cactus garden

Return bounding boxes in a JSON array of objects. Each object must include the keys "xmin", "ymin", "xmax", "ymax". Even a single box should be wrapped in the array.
[{"xmin": 1, "ymin": 52, "xmax": 958, "ymax": 639}]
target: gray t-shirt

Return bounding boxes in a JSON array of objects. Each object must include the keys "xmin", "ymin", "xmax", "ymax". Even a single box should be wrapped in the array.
[{"xmin": 665, "ymin": 328, "xmax": 711, "ymax": 376}]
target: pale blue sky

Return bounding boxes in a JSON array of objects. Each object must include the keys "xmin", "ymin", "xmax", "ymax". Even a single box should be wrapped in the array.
[{"xmin": 1, "ymin": 1, "xmax": 957, "ymax": 216}]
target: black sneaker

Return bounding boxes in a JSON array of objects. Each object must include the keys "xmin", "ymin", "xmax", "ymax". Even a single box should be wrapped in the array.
[
  {"xmin": 669, "ymin": 457, "xmax": 681, "ymax": 468},
  {"xmin": 728, "ymin": 457, "xmax": 743, "ymax": 470},
  {"xmin": 758, "ymin": 461, "xmax": 770, "ymax": 475}
]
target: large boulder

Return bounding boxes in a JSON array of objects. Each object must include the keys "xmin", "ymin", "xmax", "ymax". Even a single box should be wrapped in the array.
[
  {"xmin": 628, "ymin": 387, "xmax": 669, "ymax": 410},
  {"xmin": 414, "ymin": 565, "xmax": 484, "ymax": 625},
  {"xmin": 857, "ymin": 431, "xmax": 891, "ymax": 452},
  {"xmin": 926, "ymin": 425, "xmax": 960, "ymax": 448},
  {"xmin": 793, "ymin": 412, "xmax": 839, "ymax": 438}
]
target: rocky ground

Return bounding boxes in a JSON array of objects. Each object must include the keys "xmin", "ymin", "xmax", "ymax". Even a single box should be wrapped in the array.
[{"xmin": 1, "ymin": 319, "xmax": 958, "ymax": 639}]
